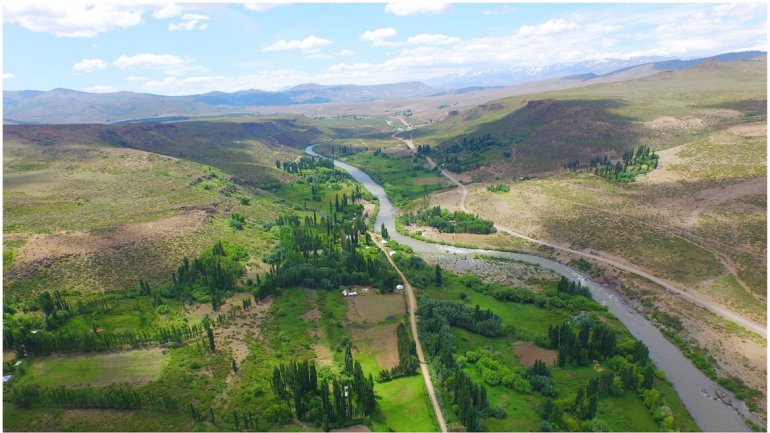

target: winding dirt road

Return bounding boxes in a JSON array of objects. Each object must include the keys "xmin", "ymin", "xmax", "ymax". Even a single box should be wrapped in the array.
[
  {"xmin": 373, "ymin": 234, "xmax": 448, "ymax": 433},
  {"xmin": 392, "ymin": 119, "xmax": 766, "ymax": 338}
]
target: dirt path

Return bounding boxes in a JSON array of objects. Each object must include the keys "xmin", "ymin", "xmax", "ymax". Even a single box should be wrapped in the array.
[
  {"xmin": 373, "ymin": 233, "xmax": 448, "ymax": 433},
  {"xmin": 394, "ymin": 123, "xmax": 765, "ymax": 338}
]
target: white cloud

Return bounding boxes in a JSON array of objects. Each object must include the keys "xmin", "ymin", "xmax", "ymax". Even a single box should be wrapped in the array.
[
  {"xmin": 141, "ymin": 70, "xmax": 311, "ymax": 94},
  {"xmin": 262, "ymin": 35, "xmax": 333, "ymax": 54},
  {"xmin": 113, "ymin": 53, "xmax": 203, "ymax": 76},
  {"xmin": 3, "ymin": 73, "xmax": 14, "ymax": 80},
  {"xmin": 126, "ymin": 75, "xmax": 149, "ymax": 81},
  {"xmin": 3, "ymin": 1, "xmax": 143, "ymax": 37},
  {"xmin": 244, "ymin": 3, "xmax": 285, "ymax": 13},
  {"xmin": 360, "ymin": 27, "xmax": 398, "ymax": 46},
  {"xmin": 385, "ymin": 2, "xmax": 450, "ymax": 16},
  {"xmin": 336, "ymin": 49, "xmax": 356, "ymax": 57},
  {"xmin": 85, "ymin": 85, "xmax": 116, "ymax": 93},
  {"xmin": 483, "ymin": 6, "xmax": 516, "ymax": 16},
  {"xmin": 517, "ymin": 19, "xmax": 580, "ymax": 37},
  {"xmin": 73, "ymin": 58, "xmax": 108, "ymax": 73},
  {"xmin": 152, "ymin": 4, "xmax": 187, "ymax": 20},
  {"xmin": 169, "ymin": 13, "xmax": 210, "ymax": 31},
  {"xmin": 405, "ymin": 33, "xmax": 459, "ymax": 46}
]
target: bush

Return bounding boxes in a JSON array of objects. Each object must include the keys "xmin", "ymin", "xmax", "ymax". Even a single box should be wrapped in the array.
[{"xmin": 485, "ymin": 404, "xmax": 507, "ymax": 419}]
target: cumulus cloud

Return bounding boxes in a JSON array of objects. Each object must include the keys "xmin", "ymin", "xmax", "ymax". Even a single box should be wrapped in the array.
[
  {"xmin": 405, "ymin": 33, "xmax": 459, "ymax": 46},
  {"xmin": 262, "ymin": 35, "xmax": 333, "ymax": 54},
  {"xmin": 113, "ymin": 53, "xmax": 203, "ymax": 76},
  {"xmin": 360, "ymin": 27, "xmax": 398, "ymax": 46},
  {"xmin": 385, "ymin": 2, "xmax": 450, "ymax": 16},
  {"xmin": 3, "ymin": 0, "xmax": 143, "ymax": 37},
  {"xmin": 85, "ymin": 84, "xmax": 116, "ymax": 93},
  {"xmin": 336, "ymin": 49, "xmax": 356, "ymax": 57},
  {"xmin": 3, "ymin": 73, "xmax": 14, "ymax": 80},
  {"xmin": 244, "ymin": 3, "xmax": 286, "ymax": 12},
  {"xmin": 152, "ymin": 4, "xmax": 187, "ymax": 20},
  {"xmin": 125, "ymin": 75, "xmax": 149, "ymax": 81},
  {"xmin": 73, "ymin": 58, "xmax": 107, "ymax": 73},
  {"xmin": 483, "ymin": 6, "xmax": 516, "ymax": 16},
  {"xmin": 169, "ymin": 13, "xmax": 210, "ymax": 31}
]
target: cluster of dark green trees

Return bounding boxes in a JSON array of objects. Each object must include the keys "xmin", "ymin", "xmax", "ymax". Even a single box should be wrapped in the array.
[
  {"xmin": 418, "ymin": 297, "xmax": 490, "ymax": 431},
  {"xmin": 420, "ymin": 299, "xmax": 503, "ymax": 337},
  {"xmin": 556, "ymin": 276, "xmax": 591, "ymax": 298},
  {"xmin": 255, "ymin": 184, "xmax": 400, "ymax": 298},
  {"xmin": 12, "ymin": 323, "xmax": 205, "ymax": 356},
  {"xmin": 276, "ymin": 156, "xmax": 334, "ymax": 174},
  {"xmin": 438, "ymin": 133, "xmax": 516, "ymax": 172},
  {"xmin": 270, "ymin": 346, "xmax": 376, "ymax": 431},
  {"xmin": 594, "ymin": 145, "xmax": 659, "ymax": 182},
  {"xmin": 486, "ymin": 183, "xmax": 510, "ymax": 193},
  {"xmin": 400, "ymin": 206, "xmax": 496, "ymax": 234},
  {"xmin": 416, "ymin": 144, "xmax": 432, "ymax": 154},
  {"xmin": 548, "ymin": 318, "xmax": 617, "ymax": 367},
  {"xmin": 378, "ymin": 322, "xmax": 418, "ymax": 381},
  {"xmin": 170, "ymin": 241, "xmax": 245, "ymax": 310}
]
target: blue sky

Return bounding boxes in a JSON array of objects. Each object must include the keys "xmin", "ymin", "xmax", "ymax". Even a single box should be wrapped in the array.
[{"xmin": 3, "ymin": 2, "xmax": 767, "ymax": 94}]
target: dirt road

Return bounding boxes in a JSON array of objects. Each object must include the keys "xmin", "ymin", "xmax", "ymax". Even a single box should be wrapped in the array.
[{"xmin": 373, "ymin": 234, "xmax": 448, "ymax": 433}]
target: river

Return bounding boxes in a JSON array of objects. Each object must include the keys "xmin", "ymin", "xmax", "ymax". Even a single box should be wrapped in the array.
[{"xmin": 306, "ymin": 144, "xmax": 757, "ymax": 432}]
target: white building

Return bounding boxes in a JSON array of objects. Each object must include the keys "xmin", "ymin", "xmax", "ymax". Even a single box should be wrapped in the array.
[
  {"xmin": 342, "ymin": 289, "xmax": 358, "ymax": 297},
  {"xmin": 396, "ymin": 284, "xmax": 405, "ymax": 291}
]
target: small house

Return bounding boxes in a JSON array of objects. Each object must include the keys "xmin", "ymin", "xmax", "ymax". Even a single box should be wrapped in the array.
[
  {"xmin": 2, "ymin": 375, "xmax": 12, "ymax": 383},
  {"xmin": 342, "ymin": 289, "xmax": 358, "ymax": 297},
  {"xmin": 389, "ymin": 251, "xmax": 396, "ymax": 256},
  {"xmin": 380, "ymin": 239, "xmax": 388, "ymax": 244},
  {"xmin": 396, "ymin": 284, "xmax": 404, "ymax": 291}
]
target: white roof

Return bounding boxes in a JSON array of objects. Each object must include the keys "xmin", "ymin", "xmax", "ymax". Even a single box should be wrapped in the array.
[
  {"xmin": 396, "ymin": 284, "xmax": 404, "ymax": 290},
  {"xmin": 14, "ymin": 361, "xmax": 22, "ymax": 367},
  {"xmin": 389, "ymin": 251, "xmax": 396, "ymax": 256},
  {"xmin": 2, "ymin": 375, "xmax": 12, "ymax": 382},
  {"xmin": 381, "ymin": 239, "xmax": 387, "ymax": 244}
]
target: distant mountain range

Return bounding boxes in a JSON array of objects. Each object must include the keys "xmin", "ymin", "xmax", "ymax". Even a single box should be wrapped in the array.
[{"xmin": 3, "ymin": 51, "xmax": 764, "ymax": 124}]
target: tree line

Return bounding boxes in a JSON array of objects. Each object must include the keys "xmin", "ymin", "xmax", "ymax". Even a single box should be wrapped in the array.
[
  {"xmin": 378, "ymin": 322, "xmax": 419, "ymax": 382},
  {"xmin": 276, "ymin": 156, "xmax": 334, "ymax": 174},
  {"xmin": 13, "ymin": 322, "xmax": 205, "ymax": 356},
  {"xmin": 418, "ymin": 295, "xmax": 490, "ymax": 431}
]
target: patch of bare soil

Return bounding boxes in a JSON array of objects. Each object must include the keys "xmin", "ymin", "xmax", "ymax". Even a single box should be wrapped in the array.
[
  {"xmin": 331, "ymin": 425, "xmax": 371, "ymax": 432},
  {"xmin": 303, "ymin": 308, "xmax": 322, "ymax": 322},
  {"xmin": 313, "ymin": 342, "xmax": 335, "ymax": 367},
  {"xmin": 346, "ymin": 290, "xmax": 406, "ymax": 323},
  {"xmin": 351, "ymin": 323, "xmax": 400, "ymax": 371},
  {"xmin": 513, "ymin": 342, "xmax": 557, "ymax": 367},
  {"xmin": 188, "ymin": 293, "xmax": 272, "ymax": 377},
  {"xmin": 422, "ymin": 253, "xmax": 557, "ymax": 291},
  {"xmin": 13, "ymin": 209, "xmax": 212, "ymax": 278}
]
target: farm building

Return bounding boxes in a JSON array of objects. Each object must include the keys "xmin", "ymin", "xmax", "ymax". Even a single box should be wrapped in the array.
[{"xmin": 342, "ymin": 289, "xmax": 358, "ymax": 297}]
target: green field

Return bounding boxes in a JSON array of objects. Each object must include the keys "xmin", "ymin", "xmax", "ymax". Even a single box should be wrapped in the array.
[
  {"xmin": 372, "ymin": 376, "xmax": 438, "ymax": 432},
  {"xmin": 338, "ymin": 151, "xmax": 450, "ymax": 206},
  {"xmin": 18, "ymin": 349, "xmax": 168, "ymax": 387}
]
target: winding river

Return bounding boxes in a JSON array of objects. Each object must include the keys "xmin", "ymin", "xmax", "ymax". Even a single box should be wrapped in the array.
[{"xmin": 306, "ymin": 144, "xmax": 758, "ymax": 432}]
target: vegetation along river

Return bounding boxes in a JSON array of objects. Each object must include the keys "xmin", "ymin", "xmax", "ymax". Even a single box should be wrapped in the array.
[{"xmin": 306, "ymin": 144, "xmax": 758, "ymax": 432}]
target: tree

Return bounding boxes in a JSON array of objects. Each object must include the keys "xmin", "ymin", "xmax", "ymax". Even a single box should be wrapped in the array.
[
  {"xmin": 206, "ymin": 325, "xmax": 215, "ymax": 352},
  {"xmin": 344, "ymin": 344, "xmax": 354, "ymax": 375},
  {"xmin": 435, "ymin": 264, "xmax": 442, "ymax": 286}
]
